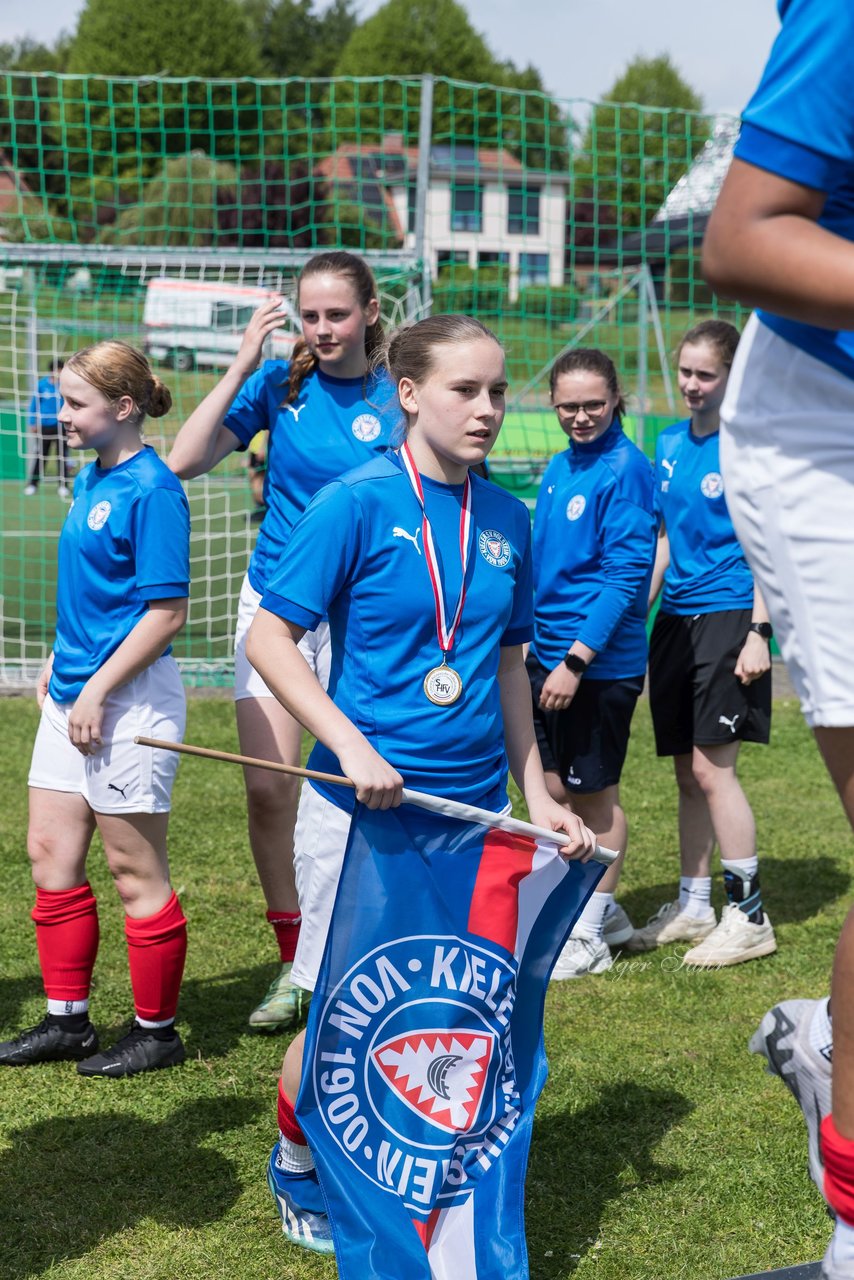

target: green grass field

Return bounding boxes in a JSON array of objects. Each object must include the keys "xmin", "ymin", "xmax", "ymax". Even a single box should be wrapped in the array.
[{"xmin": 1, "ymin": 695, "xmax": 849, "ymax": 1280}]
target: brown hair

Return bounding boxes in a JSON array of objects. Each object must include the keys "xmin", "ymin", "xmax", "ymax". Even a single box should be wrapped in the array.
[
  {"xmin": 549, "ymin": 348, "xmax": 626, "ymax": 416},
  {"xmin": 65, "ymin": 341, "xmax": 171, "ymax": 424},
  {"xmin": 285, "ymin": 251, "xmax": 384, "ymax": 404},
  {"xmin": 677, "ymin": 319, "xmax": 740, "ymax": 368},
  {"xmin": 381, "ymin": 314, "xmax": 502, "ymax": 435}
]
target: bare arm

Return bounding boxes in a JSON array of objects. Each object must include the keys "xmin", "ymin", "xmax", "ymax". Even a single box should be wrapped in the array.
[
  {"xmin": 246, "ymin": 608, "xmax": 403, "ymax": 809},
  {"xmin": 498, "ymin": 645, "xmax": 595, "ymax": 859},
  {"xmin": 167, "ymin": 298, "xmax": 286, "ymax": 479},
  {"xmin": 734, "ymin": 580, "xmax": 772, "ymax": 687},
  {"xmin": 648, "ymin": 523, "xmax": 670, "ymax": 612},
  {"xmin": 702, "ymin": 159, "xmax": 854, "ymax": 327},
  {"xmin": 68, "ymin": 599, "xmax": 188, "ymax": 754}
]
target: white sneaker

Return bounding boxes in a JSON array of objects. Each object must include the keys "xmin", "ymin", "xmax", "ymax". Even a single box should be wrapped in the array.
[
  {"xmin": 602, "ymin": 903, "xmax": 634, "ymax": 947},
  {"xmin": 23, "ymin": 483, "xmax": 37, "ymax": 496},
  {"xmin": 625, "ymin": 900, "xmax": 716, "ymax": 952},
  {"xmin": 58, "ymin": 484, "xmax": 70, "ymax": 499},
  {"xmin": 823, "ymin": 1224, "xmax": 854, "ymax": 1279},
  {"xmin": 749, "ymin": 998, "xmax": 832, "ymax": 1197},
  {"xmin": 551, "ymin": 935, "xmax": 613, "ymax": 980},
  {"xmin": 682, "ymin": 903, "xmax": 777, "ymax": 967}
]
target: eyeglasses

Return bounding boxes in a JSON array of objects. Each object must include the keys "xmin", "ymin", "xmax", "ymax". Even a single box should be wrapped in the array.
[{"xmin": 554, "ymin": 400, "xmax": 608, "ymax": 419}]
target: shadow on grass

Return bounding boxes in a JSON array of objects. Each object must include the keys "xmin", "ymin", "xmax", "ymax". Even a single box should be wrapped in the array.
[
  {"xmin": 2, "ymin": 1095, "xmax": 259, "ymax": 1277},
  {"xmin": 526, "ymin": 1081, "xmax": 692, "ymax": 1278},
  {"xmin": 620, "ymin": 855, "xmax": 850, "ymax": 933}
]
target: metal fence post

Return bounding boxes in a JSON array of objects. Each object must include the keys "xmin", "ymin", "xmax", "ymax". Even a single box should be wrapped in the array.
[{"xmin": 412, "ymin": 74, "xmax": 434, "ymax": 319}]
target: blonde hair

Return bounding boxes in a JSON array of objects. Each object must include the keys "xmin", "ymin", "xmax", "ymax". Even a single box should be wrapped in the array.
[
  {"xmin": 284, "ymin": 251, "xmax": 384, "ymax": 405},
  {"xmin": 65, "ymin": 341, "xmax": 172, "ymax": 425}
]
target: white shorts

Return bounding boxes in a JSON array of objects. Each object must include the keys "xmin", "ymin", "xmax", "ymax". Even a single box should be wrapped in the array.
[
  {"xmin": 233, "ymin": 573, "xmax": 331, "ymax": 701},
  {"xmin": 721, "ymin": 314, "xmax": 854, "ymax": 727},
  {"xmin": 28, "ymin": 655, "xmax": 186, "ymax": 813},
  {"xmin": 290, "ymin": 786, "xmax": 512, "ymax": 993}
]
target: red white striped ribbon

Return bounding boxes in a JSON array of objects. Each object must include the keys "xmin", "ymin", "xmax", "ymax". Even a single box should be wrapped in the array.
[{"xmin": 399, "ymin": 442, "xmax": 472, "ymax": 657}]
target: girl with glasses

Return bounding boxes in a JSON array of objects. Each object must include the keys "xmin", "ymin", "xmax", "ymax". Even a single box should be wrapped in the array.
[
  {"xmin": 526, "ymin": 348, "xmax": 657, "ymax": 977},
  {"xmin": 629, "ymin": 320, "xmax": 775, "ymax": 966}
]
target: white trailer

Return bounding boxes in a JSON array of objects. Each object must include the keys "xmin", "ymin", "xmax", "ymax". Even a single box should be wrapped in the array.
[{"xmin": 142, "ymin": 278, "xmax": 300, "ymax": 372}]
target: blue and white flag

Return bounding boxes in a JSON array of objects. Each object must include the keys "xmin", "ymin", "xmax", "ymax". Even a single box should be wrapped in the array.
[{"xmin": 296, "ymin": 800, "xmax": 606, "ymax": 1279}]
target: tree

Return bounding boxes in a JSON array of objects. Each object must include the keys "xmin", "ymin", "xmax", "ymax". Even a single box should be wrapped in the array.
[
  {"xmin": 67, "ymin": 0, "xmax": 263, "ymax": 77},
  {"xmin": 330, "ymin": 0, "xmax": 569, "ymax": 171},
  {"xmin": 574, "ymin": 54, "xmax": 709, "ymax": 234},
  {"xmin": 98, "ymin": 152, "xmax": 239, "ymax": 246},
  {"xmin": 244, "ymin": 0, "xmax": 358, "ymax": 78}
]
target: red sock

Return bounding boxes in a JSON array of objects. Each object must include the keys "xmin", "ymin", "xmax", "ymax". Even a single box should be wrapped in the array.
[
  {"xmin": 278, "ymin": 1079, "xmax": 307, "ymax": 1144},
  {"xmin": 31, "ymin": 883, "xmax": 99, "ymax": 1002},
  {"xmin": 125, "ymin": 891, "xmax": 187, "ymax": 1023},
  {"xmin": 268, "ymin": 910, "xmax": 301, "ymax": 964},
  {"xmin": 822, "ymin": 1114, "xmax": 854, "ymax": 1226}
]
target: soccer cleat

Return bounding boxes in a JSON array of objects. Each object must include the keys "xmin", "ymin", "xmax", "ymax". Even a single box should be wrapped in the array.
[
  {"xmin": 267, "ymin": 1145, "xmax": 334, "ymax": 1255},
  {"xmin": 249, "ymin": 963, "xmax": 310, "ymax": 1031},
  {"xmin": 682, "ymin": 903, "xmax": 777, "ymax": 967},
  {"xmin": 551, "ymin": 935, "xmax": 613, "ymax": 979},
  {"xmin": 23, "ymin": 483, "xmax": 37, "ymax": 496},
  {"xmin": 625, "ymin": 900, "xmax": 717, "ymax": 952},
  {"xmin": 77, "ymin": 1021, "xmax": 185, "ymax": 1078},
  {"xmin": 602, "ymin": 903, "xmax": 634, "ymax": 947},
  {"xmin": 0, "ymin": 1014, "xmax": 98, "ymax": 1066},
  {"xmin": 749, "ymin": 998, "xmax": 831, "ymax": 1196}
]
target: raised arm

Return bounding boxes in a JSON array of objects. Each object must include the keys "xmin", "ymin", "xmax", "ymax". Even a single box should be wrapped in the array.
[{"xmin": 167, "ymin": 298, "xmax": 287, "ymax": 479}]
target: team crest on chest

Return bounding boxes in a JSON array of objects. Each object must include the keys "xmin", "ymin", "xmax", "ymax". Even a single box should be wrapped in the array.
[
  {"xmin": 566, "ymin": 494, "xmax": 586, "ymax": 521},
  {"xmin": 87, "ymin": 500, "xmax": 112, "ymax": 530},
  {"xmin": 478, "ymin": 529, "xmax": 511, "ymax": 568},
  {"xmin": 700, "ymin": 472, "xmax": 724, "ymax": 499},
  {"xmin": 352, "ymin": 413, "xmax": 381, "ymax": 442}
]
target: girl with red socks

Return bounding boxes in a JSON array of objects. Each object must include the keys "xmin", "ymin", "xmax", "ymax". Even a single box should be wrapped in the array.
[{"xmin": 0, "ymin": 341, "xmax": 190, "ymax": 1078}]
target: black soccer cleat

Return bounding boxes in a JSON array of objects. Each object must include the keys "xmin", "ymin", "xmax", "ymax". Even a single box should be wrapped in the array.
[
  {"xmin": 0, "ymin": 1014, "xmax": 99, "ymax": 1066},
  {"xmin": 77, "ymin": 1021, "xmax": 186, "ymax": 1079}
]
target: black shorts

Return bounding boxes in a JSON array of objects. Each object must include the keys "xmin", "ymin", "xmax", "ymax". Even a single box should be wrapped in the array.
[
  {"xmin": 527, "ymin": 654, "xmax": 644, "ymax": 794},
  {"xmin": 648, "ymin": 609, "xmax": 772, "ymax": 757}
]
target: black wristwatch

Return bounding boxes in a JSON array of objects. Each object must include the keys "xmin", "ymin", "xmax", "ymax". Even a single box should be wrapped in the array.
[
  {"xmin": 563, "ymin": 651, "xmax": 589, "ymax": 675},
  {"xmin": 747, "ymin": 621, "xmax": 773, "ymax": 641}
]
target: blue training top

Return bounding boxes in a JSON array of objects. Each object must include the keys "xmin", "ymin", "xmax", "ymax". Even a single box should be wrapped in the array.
[
  {"xmin": 223, "ymin": 360, "xmax": 397, "ymax": 593},
  {"xmin": 735, "ymin": 0, "xmax": 854, "ymax": 379},
  {"xmin": 530, "ymin": 420, "xmax": 656, "ymax": 680},
  {"xmin": 261, "ymin": 451, "xmax": 534, "ymax": 814},
  {"xmin": 50, "ymin": 446, "xmax": 190, "ymax": 704},
  {"xmin": 29, "ymin": 376, "xmax": 63, "ymax": 430},
  {"xmin": 655, "ymin": 420, "xmax": 754, "ymax": 615}
]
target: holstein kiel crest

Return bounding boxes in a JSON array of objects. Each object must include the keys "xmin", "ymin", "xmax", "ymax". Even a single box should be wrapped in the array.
[
  {"xmin": 477, "ymin": 528, "xmax": 511, "ymax": 568},
  {"xmin": 312, "ymin": 934, "xmax": 520, "ymax": 1215}
]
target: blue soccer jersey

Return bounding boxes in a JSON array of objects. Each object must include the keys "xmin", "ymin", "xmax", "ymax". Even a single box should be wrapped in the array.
[
  {"xmin": 261, "ymin": 452, "xmax": 534, "ymax": 813},
  {"xmin": 29, "ymin": 376, "xmax": 62, "ymax": 429},
  {"xmin": 223, "ymin": 361, "xmax": 397, "ymax": 592},
  {"xmin": 49, "ymin": 447, "xmax": 190, "ymax": 703},
  {"xmin": 530, "ymin": 421, "xmax": 656, "ymax": 679},
  {"xmin": 735, "ymin": 0, "xmax": 854, "ymax": 378},
  {"xmin": 655, "ymin": 420, "xmax": 754, "ymax": 614}
]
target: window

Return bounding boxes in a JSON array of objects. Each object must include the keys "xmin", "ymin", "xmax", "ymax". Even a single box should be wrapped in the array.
[
  {"xmin": 437, "ymin": 250, "xmax": 470, "ymax": 275},
  {"xmin": 518, "ymin": 253, "xmax": 550, "ymax": 287},
  {"xmin": 450, "ymin": 184, "xmax": 483, "ymax": 232},
  {"xmin": 212, "ymin": 303, "xmax": 256, "ymax": 330},
  {"xmin": 507, "ymin": 186, "xmax": 540, "ymax": 235},
  {"xmin": 478, "ymin": 252, "xmax": 509, "ymax": 271}
]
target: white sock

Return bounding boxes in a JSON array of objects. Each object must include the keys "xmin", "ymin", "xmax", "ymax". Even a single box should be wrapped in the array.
[
  {"xmin": 678, "ymin": 877, "xmax": 712, "ymax": 918},
  {"xmin": 809, "ymin": 997, "xmax": 833, "ymax": 1064},
  {"xmin": 826, "ymin": 1217, "xmax": 854, "ymax": 1271},
  {"xmin": 47, "ymin": 998, "xmax": 89, "ymax": 1017},
  {"xmin": 135, "ymin": 1015, "xmax": 175, "ymax": 1030},
  {"xmin": 572, "ymin": 892, "xmax": 613, "ymax": 943},
  {"xmin": 276, "ymin": 1130, "xmax": 316, "ymax": 1173}
]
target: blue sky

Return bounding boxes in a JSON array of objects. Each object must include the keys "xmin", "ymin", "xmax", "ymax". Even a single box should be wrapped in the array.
[{"xmin": 0, "ymin": 0, "xmax": 780, "ymax": 116}]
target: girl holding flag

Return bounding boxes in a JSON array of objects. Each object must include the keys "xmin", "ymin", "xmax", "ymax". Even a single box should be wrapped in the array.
[
  {"xmin": 245, "ymin": 313, "xmax": 597, "ymax": 1254},
  {"xmin": 168, "ymin": 252, "xmax": 396, "ymax": 1031}
]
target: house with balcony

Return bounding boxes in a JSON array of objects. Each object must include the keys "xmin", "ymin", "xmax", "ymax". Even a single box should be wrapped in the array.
[{"xmin": 316, "ymin": 136, "xmax": 568, "ymax": 299}]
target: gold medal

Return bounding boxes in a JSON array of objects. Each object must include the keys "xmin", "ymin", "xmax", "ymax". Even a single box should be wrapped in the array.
[{"xmin": 423, "ymin": 664, "xmax": 463, "ymax": 706}]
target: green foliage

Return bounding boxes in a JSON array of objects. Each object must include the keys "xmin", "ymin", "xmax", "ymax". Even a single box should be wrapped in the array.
[
  {"xmin": 575, "ymin": 54, "xmax": 709, "ymax": 231},
  {"xmin": 332, "ymin": 0, "xmax": 569, "ymax": 171},
  {"xmin": 432, "ymin": 264, "xmax": 508, "ymax": 316},
  {"xmin": 67, "ymin": 0, "xmax": 263, "ymax": 77},
  {"xmin": 97, "ymin": 152, "xmax": 239, "ymax": 247},
  {"xmin": 244, "ymin": 0, "xmax": 358, "ymax": 78},
  {"xmin": 515, "ymin": 284, "xmax": 580, "ymax": 323}
]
